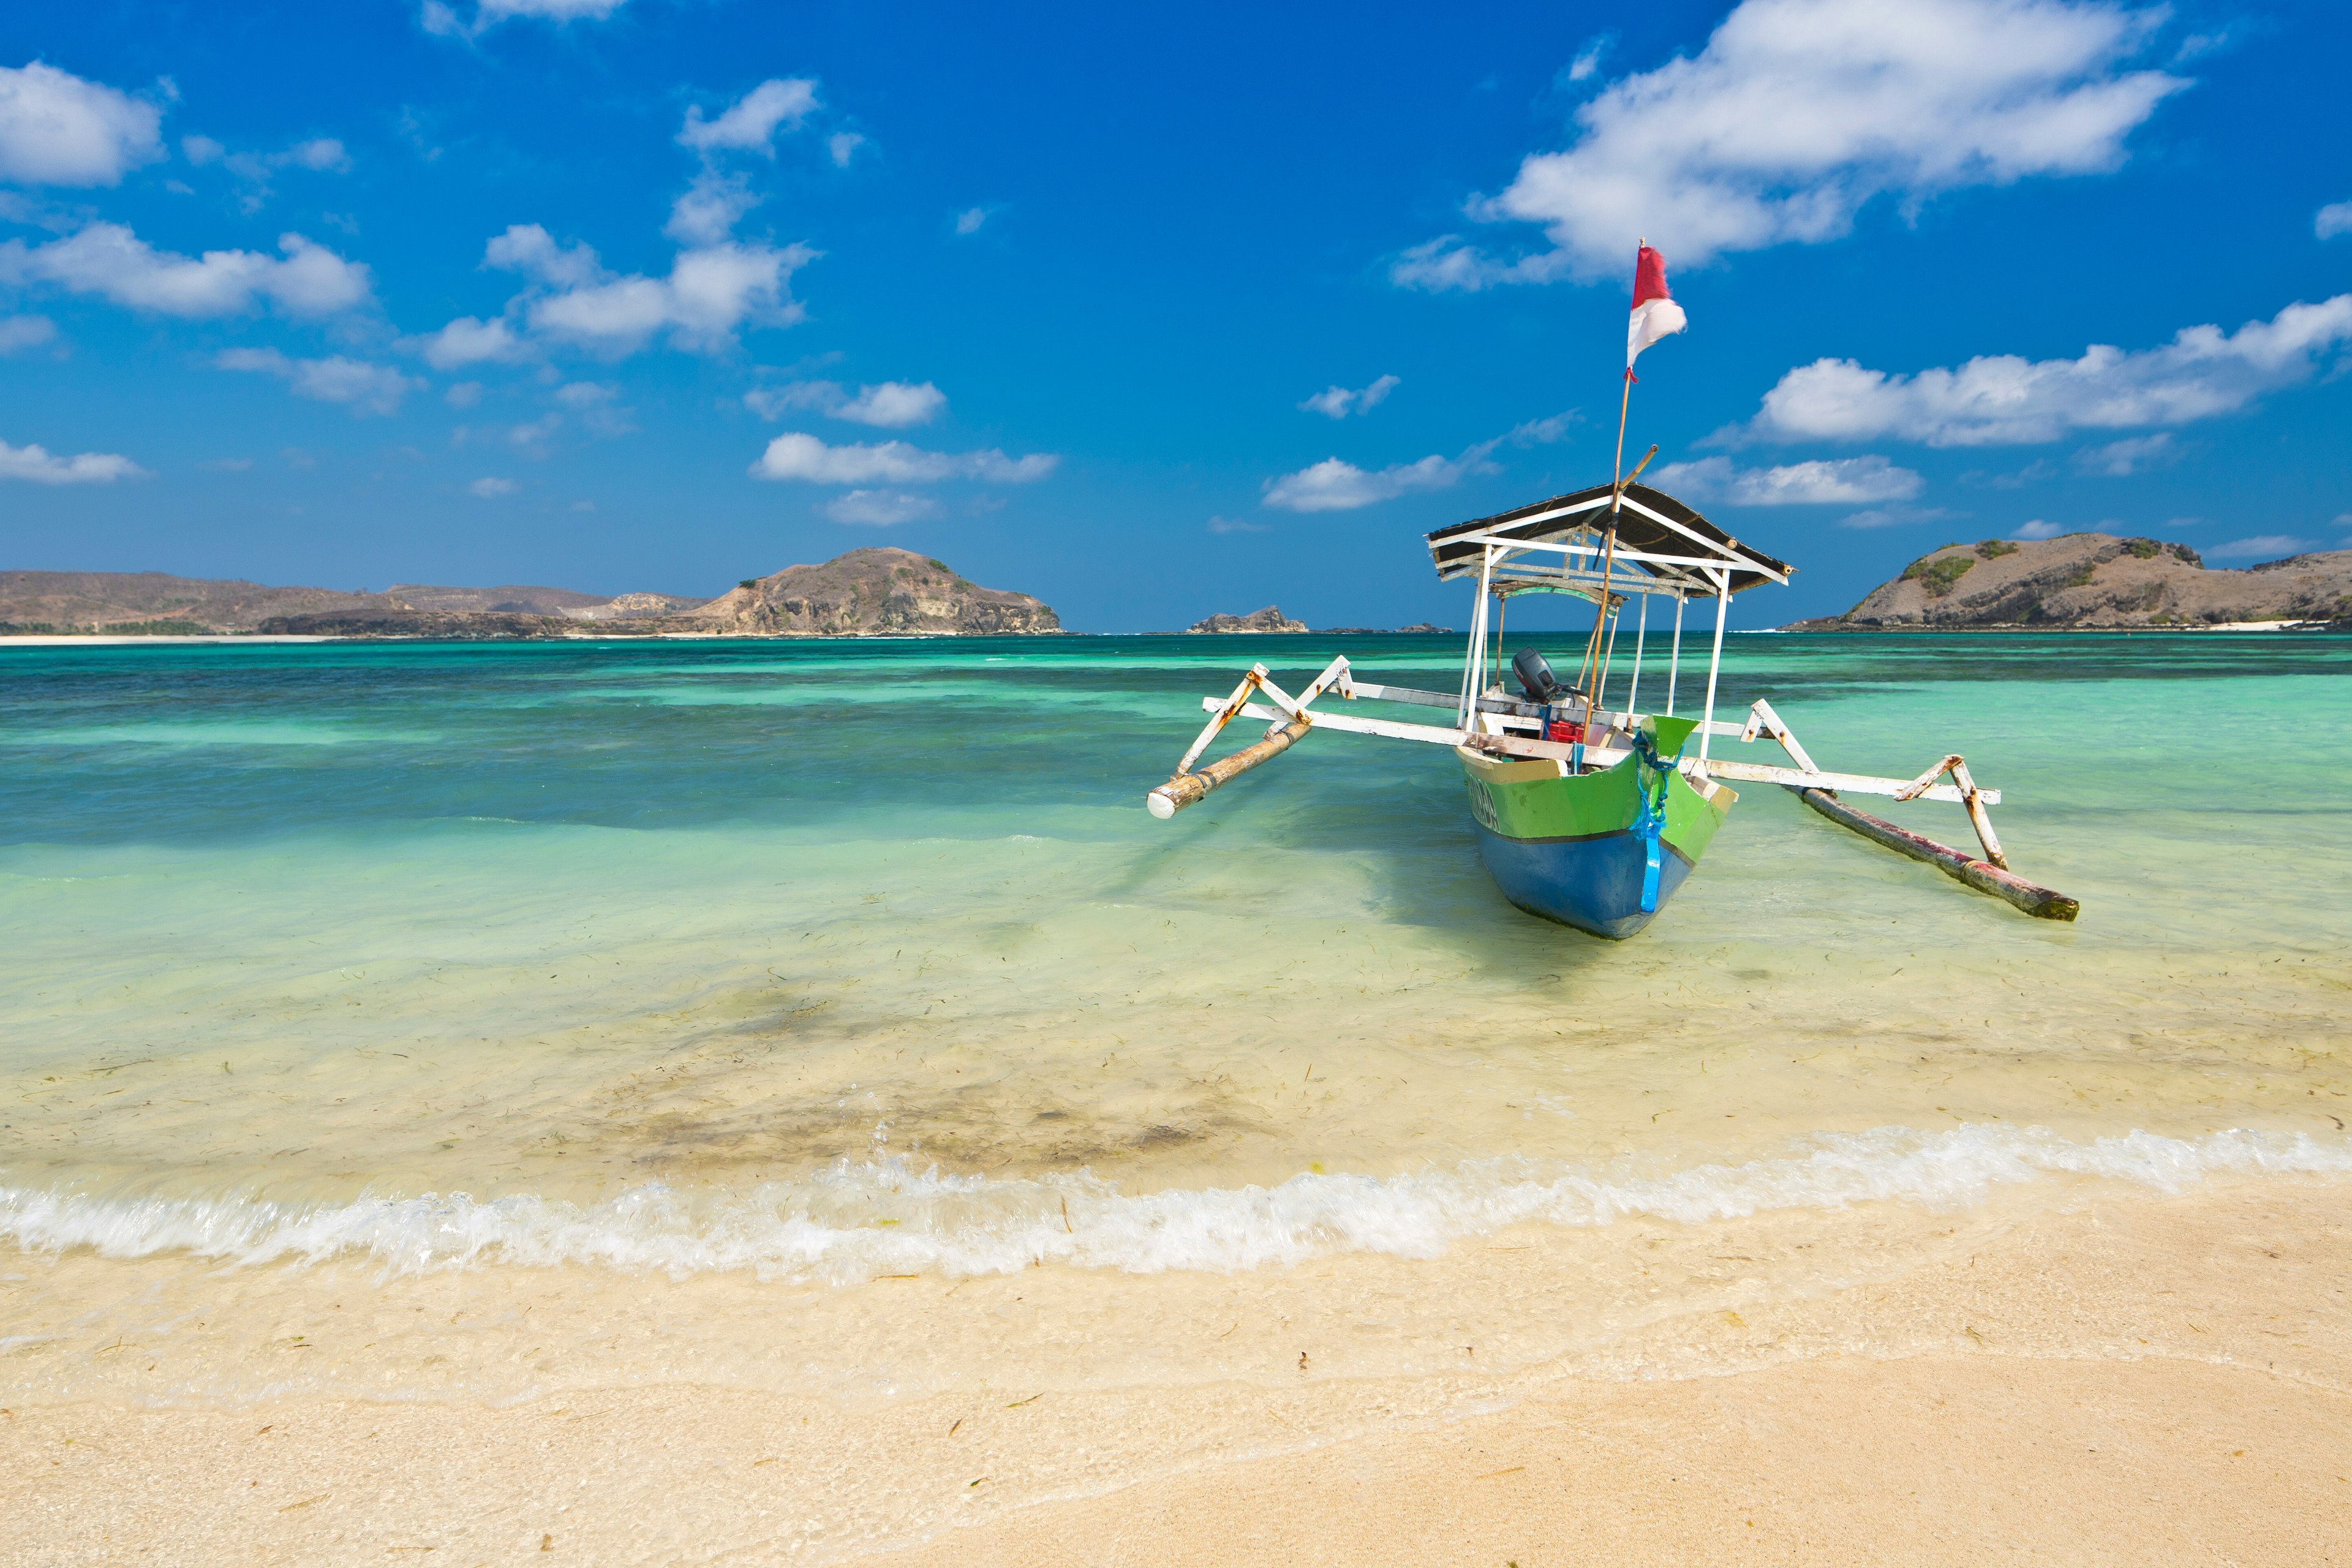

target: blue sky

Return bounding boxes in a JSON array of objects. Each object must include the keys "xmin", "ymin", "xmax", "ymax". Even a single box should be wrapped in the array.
[{"xmin": 2, "ymin": 0, "xmax": 2347, "ymax": 630}]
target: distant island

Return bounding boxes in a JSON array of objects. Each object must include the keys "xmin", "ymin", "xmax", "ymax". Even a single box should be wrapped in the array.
[
  {"xmin": 1785, "ymin": 533, "xmax": 2352, "ymax": 631},
  {"xmin": 0, "ymin": 548, "xmax": 1060, "ymax": 639},
  {"xmin": 1182, "ymin": 605, "xmax": 1453, "ymax": 634}
]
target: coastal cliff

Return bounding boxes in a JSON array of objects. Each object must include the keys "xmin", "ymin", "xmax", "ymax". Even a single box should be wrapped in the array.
[
  {"xmin": 668, "ymin": 548, "xmax": 1060, "ymax": 636},
  {"xmin": 1786, "ymin": 534, "xmax": 2352, "ymax": 630}
]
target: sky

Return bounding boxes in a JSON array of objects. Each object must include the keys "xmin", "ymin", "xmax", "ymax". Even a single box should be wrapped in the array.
[{"xmin": 1, "ymin": 0, "xmax": 2348, "ymax": 631}]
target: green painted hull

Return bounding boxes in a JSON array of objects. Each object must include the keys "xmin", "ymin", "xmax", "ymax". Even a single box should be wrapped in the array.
[{"xmin": 1458, "ymin": 747, "xmax": 1736, "ymax": 938}]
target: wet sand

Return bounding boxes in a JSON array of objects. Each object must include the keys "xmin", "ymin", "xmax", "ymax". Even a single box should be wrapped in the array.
[{"xmin": 12, "ymin": 1178, "xmax": 2346, "ymax": 1567}]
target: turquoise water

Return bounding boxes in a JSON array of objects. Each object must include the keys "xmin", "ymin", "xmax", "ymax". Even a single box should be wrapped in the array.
[{"xmin": 1, "ymin": 631, "xmax": 2348, "ymax": 1395}]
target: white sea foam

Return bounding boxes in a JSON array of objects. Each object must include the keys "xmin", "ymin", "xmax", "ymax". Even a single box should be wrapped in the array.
[{"xmin": 4, "ymin": 1125, "xmax": 2346, "ymax": 1286}]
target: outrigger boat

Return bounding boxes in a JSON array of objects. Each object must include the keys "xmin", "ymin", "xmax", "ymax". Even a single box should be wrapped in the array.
[
  {"xmin": 1143, "ymin": 480, "xmax": 2076, "ymax": 933},
  {"xmin": 1146, "ymin": 241, "xmax": 2075, "ymax": 932}
]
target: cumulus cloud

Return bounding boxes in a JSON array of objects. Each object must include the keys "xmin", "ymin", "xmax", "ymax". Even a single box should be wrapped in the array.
[
  {"xmin": 452, "ymin": 222, "xmax": 813, "ymax": 357},
  {"xmin": 2074, "ymin": 431, "xmax": 2176, "ymax": 475},
  {"xmin": 750, "ymin": 432, "xmax": 1055, "ymax": 484},
  {"xmin": 1740, "ymin": 296, "xmax": 2352, "ymax": 447},
  {"xmin": 0, "ymin": 62, "xmax": 164, "ymax": 186},
  {"xmin": 1649, "ymin": 453, "xmax": 1923, "ymax": 505},
  {"xmin": 2207, "ymin": 534, "xmax": 2317, "ymax": 561},
  {"xmin": 1301, "ymin": 374, "xmax": 1400, "ymax": 419},
  {"xmin": 827, "ymin": 132, "xmax": 864, "ymax": 168},
  {"xmin": 745, "ymin": 379, "xmax": 946, "ymax": 427},
  {"xmin": 0, "ymin": 437, "xmax": 145, "ymax": 483},
  {"xmin": 216, "ymin": 348, "xmax": 423, "ymax": 415},
  {"xmin": 0, "ymin": 314, "xmax": 56, "ymax": 353},
  {"xmin": 421, "ymin": 314, "xmax": 524, "ymax": 369},
  {"xmin": 679, "ymin": 80, "xmax": 819, "ymax": 155},
  {"xmin": 952, "ymin": 206, "xmax": 990, "ymax": 236},
  {"xmin": 1262, "ymin": 451, "xmax": 1487, "ymax": 513},
  {"xmin": 2318, "ymin": 202, "xmax": 2352, "ymax": 242},
  {"xmin": 1393, "ymin": 0, "xmax": 2185, "ymax": 287},
  {"xmin": 666, "ymin": 170, "xmax": 760, "ymax": 246},
  {"xmin": 2011, "ymin": 519, "xmax": 2067, "ymax": 539},
  {"xmin": 826, "ymin": 489, "xmax": 938, "ymax": 526},
  {"xmin": 467, "ymin": 475, "xmax": 518, "ymax": 497},
  {"xmin": 423, "ymin": 0, "xmax": 628, "ymax": 38},
  {"xmin": 0, "ymin": 223, "xmax": 372, "ymax": 317}
]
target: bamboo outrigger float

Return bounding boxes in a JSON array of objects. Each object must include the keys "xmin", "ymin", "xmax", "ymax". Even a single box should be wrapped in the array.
[{"xmin": 1142, "ymin": 478, "xmax": 2078, "ymax": 934}]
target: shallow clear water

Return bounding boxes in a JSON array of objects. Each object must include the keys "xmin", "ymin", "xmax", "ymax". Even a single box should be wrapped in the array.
[{"xmin": 2, "ymin": 632, "xmax": 2347, "ymax": 1403}]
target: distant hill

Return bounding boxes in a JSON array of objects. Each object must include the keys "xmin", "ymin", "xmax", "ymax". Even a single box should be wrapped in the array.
[
  {"xmin": 0, "ymin": 552, "xmax": 1055, "ymax": 638},
  {"xmin": 1785, "ymin": 533, "xmax": 2352, "ymax": 631},
  {"xmin": 668, "ymin": 547, "xmax": 1060, "ymax": 636},
  {"xmin": 1188, "ymin": 605, "xmax": 1306, "ymax": 633}
]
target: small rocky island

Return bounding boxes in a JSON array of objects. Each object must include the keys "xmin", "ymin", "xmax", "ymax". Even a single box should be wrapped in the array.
[
  {"xmin": 1787, "ymin": 533, "xmax": 2352, "ymax": 631},
  {"xmin": 0, "ymin": 548, "xmax": 1059, "ymax": 639},
  {"xmin": 1187, "ymin": 605, "xmax": 1307, "ymax": 633}
]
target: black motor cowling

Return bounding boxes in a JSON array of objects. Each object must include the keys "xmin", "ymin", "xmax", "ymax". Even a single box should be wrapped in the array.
[{"xmin": 1512, "ymin": 647, "xmax": 1566, "ymax": 703}]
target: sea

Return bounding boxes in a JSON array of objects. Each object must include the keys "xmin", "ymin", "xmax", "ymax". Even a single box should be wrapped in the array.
[{"xmin": 2, "ymin": 631, "xmax": 2348, "ymax": 1414}]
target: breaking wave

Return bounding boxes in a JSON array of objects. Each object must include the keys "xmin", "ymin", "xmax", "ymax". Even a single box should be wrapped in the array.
[{"xmin": 6, "ymin": 1125, "xmax": 2346, "ymax": 1286}]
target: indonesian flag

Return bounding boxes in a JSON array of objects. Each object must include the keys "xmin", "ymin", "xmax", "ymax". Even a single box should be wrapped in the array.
[{"xmin": 1626, "ymin": 244, "xmax": 1686, "ymax": 370}]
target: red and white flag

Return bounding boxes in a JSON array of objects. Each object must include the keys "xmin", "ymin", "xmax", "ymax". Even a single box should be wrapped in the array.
[{"xmin": 1626, "ymin": 244, "xmax": 1686, "ymax": 370}]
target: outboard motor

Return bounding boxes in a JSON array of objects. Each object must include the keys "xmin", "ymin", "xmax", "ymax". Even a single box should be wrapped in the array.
[{"xmin": 1512, "ymin": 648, "xmax": 1565, "ymax": 704}]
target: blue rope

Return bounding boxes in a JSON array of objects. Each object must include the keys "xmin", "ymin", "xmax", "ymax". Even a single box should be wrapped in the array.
[{"xmin": 1627, "ymin": 728, "xmax": 1689, "ymax": 914}]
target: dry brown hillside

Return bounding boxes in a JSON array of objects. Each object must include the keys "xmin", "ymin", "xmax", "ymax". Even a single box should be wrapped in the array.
[
  {"xmin": 0, "ymin": 571, "xmax": 392, "ymax": 633},
  {"xmin": 671, "ymin": 547, "xmax": 1060, "ymax": 635},
  {"xmin": 1787, "ymin": 533, "xmax": 2352, "ymax": 630}
]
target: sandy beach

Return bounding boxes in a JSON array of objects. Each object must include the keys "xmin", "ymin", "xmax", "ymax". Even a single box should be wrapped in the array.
[{"xmin": 12, "ymin": 1177, "xmax": 2346, "ymax": 1566}]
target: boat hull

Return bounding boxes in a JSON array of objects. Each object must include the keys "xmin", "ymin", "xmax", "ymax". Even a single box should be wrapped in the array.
[{"xmin": 1457, "ymin": 745, "xmax": 1735, "ymax": 939}]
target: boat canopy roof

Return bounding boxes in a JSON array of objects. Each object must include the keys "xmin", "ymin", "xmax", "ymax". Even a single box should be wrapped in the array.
[{"xmin": 1426, "ymin": 481, "xmax": 1795, "ymax": 599}]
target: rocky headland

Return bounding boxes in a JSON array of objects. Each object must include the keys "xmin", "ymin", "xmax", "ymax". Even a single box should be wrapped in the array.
[
  {"xmin": 0, "ymin": 549, "xmax": 1058, "ymax": 639},
  {"xmin": 1785, "ymin": 533, "xmax": 2352, "ymax": 631},
  {"xmin": 670, "ymin": 548, "xmax": 1058, "ymax": 636}
]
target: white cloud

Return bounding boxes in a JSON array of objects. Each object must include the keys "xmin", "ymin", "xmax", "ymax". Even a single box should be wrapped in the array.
[
  {"xmin": 284, "ymin": 137, "xmax": 349, "ymax": 172},
  {"xmin": 1207, "ymin": 516, "xmax": 1270, "ymax": 534},
  {"xmin": 679, "ymin": 80, "xmax": 818, "ymax": 155},
  {"xmin": 2011, "ymin": 518, "xmax": 2066, "ymax": 539},
  {"xmin": 2318, "ymin": 202, "xmax": 2352, "ymax": 241},
  {"xmin": 1650, "ymin": 453, "xmax": 1923, "ymax": 505},
  {"xmin": 1301, "ymin": 374, "xmax": 1400, "ymax": 419},
  {"xmin": 744, "ymin": 380, "xmax": 841, "ymax": 419},
  {"xmin": 2074, "ymin": 431, "xmax": 2176, "ymax": 475},
  {"xmin": 181, "ymin": 134, "xmax": 223, "ymax": 166},
  {"xmin": 421, "ymin": 314, "xmax": 524, "ymax": 369},
  {"xmin": 445, "ymin": 380, "xmax": 483, "ymax": 408},
  {"xmin": 750, "ymin": 432, "xmax": 1056, "ymax": 484},
  {"xmin": 469, "ymin": 224, "xmax": 813, "ymax": 356},
  {"xmin": 826, "ymin": 489, "xmax": 938, "ymax": 526},
  {"xmin": 1742, "ymin": 295, "xmax": 2352, "ymax": 447},
  {"xmin": 0, "ymin": 223, "xmax": 372, "ymax": 317},
  {"xmin": 424, "ymin": 0, "xmax": 627, "ymax": 36},
  {"xmin": 1393, "ymin": 0, "xmax": 2185, "ymax": 288},
  {"xmin": 827, "ymin": 132, "xmax": 864, "ymax": 168},
  {"xmin": 1262, "ymin": 452, "xmax": 1483, "ymax": 513},
  {"xmin": 835, "ymin": 381, "xmax": 945, "ymax": 428},
  {"xmin": 1838, "ymin": 505, "xmax": 1954, "ymax": 529},
  {"xmin": 0, "ymin": 437, "xmax": 145, "ymax": 483},
  {"xmin": 0, "ymin": 62, "xmax": 164, "ymax": 186},
  {"xmin": 1506, "ymin": 410, "xmax": 1580, "ymax": 446},
  {"xmin": 554, "ymin": 380, "xmax": 614, "ymax": 407},
  {"xmin": 216, "ymin": 348, "xmax": 423, "ymax": 416},
  {"xmin": 468, "ymin": 476, "xmax": 519, "ymax": 497},
  {"xmin": 1565, "ymin": 36, "xmax": 1612, "ymax": 83},
  {"xmin": 666, "ymin": 170, "xmax": 759, "ymax": 245},
  {"xmin": 0, "ymin": 314, "xmax": 56, "ymax": 353},
  {"xmin": 745, "ymin": 379, "xmax": 946, "ymax": 426},
  {"xmin": 953, "ymin": 206, "xmax": 990, "ymax": 236},
  {"xmin": 2207, "ymin": 534, "xmax": 2316, "ymax": 560}
]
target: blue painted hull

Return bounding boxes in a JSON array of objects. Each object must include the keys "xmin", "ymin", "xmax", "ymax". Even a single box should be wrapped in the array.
[{"xmin": 1469, "ymin": 823, "xmax": 1698, "ymax": 940}]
